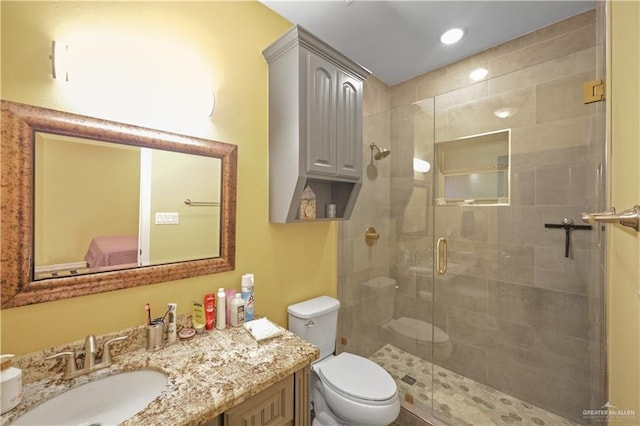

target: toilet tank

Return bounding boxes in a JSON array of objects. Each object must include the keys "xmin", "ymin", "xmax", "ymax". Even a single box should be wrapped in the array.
[{"xmin": 288, "ymin": 296, "xmax": 340, "ymax": 361}]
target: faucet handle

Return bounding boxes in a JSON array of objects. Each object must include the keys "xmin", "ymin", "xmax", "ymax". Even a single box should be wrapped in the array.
[
  {"xmin": 101, "ymin": 335, "xmax": 129, "ymax": 365},
  {"xmin": 45, "ymin": 351, "xmax": 76, "ymax": 376}
]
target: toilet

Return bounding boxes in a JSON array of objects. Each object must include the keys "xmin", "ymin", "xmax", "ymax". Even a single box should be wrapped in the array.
[
  {"xmin": 288, "ymin": 296, "xmax": 400, "ymax": 426},
  {"xmin": 381, "ymin": 317, "xmax": 453, "ymax": 361},
  {"xmin": 362, "ymin": 276, "xmax": 453, "ymax": 362}
]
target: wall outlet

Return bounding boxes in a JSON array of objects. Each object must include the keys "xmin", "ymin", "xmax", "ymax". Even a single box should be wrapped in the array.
[{"xmin": 155, "ymin": 212, "xmax": 179, "ymax": 225}]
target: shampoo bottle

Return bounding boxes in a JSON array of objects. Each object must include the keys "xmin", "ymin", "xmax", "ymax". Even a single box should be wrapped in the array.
[
  {"xmin": 216, "ymin": 288, "xmax": 226, "ymax": 330},
  {"xmin": 0, "ymin": 354, "xmax": 22, "ymax": 414},
  {"xmin": 241, "ymin": 273, "xmax": 255, "ymax": 321},
  {"xmin": 230, "ymin": 293, "xmax": 245, "ymax": 327}
]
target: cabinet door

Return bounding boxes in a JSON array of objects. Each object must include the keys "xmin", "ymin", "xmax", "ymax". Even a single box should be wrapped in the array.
[
  {"xmin": 305, "ymin": 52, "xmax": 337, "ymax": 176},
  {"xmin": 336, "ymin": 71, "xmax": 363, "ymax": 179},
  {"xmin": 224, "ymin": 375, "xmax": 294, "ymax": 426}
]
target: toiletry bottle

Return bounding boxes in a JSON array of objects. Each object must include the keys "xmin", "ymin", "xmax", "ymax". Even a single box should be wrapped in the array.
[
  {"xmin": 166, "ymin": 303, "xmax": 177, "ymax": 344},
  {"xmin": 204, "ymin": 293, "xmax": 216, "ymax": 330},
  {"xmin": 241, "ymin": 273, "xmax": 255, "ymax": 321},
  {"xmin": 0, "ymin": 354, "xmax": 22, "ymax": 414},
  {"xmin": 192, "ymin": 301, "xmax": 206, "ymax": 333},
  {"xmin": 225, "ymin": 289, "xmax": 236, "ymax": 325},
  {"xmin": 216, "ymin": 288, "xmax": 226, "ymax": 330},
  {"xmin": 230, "ymin": 293, "xmax": 245, "ymax": 327}
]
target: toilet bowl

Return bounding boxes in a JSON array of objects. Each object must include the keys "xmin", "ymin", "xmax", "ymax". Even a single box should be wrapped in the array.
[
  {"xmin": 288, "ymin": 296, "xmax": 401, "ymax": 426},
  {"xmin": 381, "ymin": 317, "xmax": 453, "ymax": 361},
  {"xmin": 312, "ymin": 353, "xmax": 400, "ymax": 426}
]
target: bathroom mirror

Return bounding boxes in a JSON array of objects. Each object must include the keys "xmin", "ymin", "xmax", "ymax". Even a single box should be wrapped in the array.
[{"xmin": 1, "ymin": 100, "xmax": 237, "ymax": 308}]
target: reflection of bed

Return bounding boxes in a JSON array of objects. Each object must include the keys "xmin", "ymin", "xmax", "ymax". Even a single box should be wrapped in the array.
[{"xmin": 84, "ymin": 235, "xmax": 138, "ymax": 268}]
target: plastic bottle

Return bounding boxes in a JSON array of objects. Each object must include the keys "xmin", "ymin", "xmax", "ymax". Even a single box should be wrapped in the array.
[
  {"xmin": 0, "ymin": 354, "xmax": 22, "ymax": 414},
  {"xmin": 241, "ymin": 274, "xmax": 255, "ymax": 321},
  {"xmin": 216, "ymin": 288, "xmax": 226, "ymax": 330},
  {"xmin": 230, "ymin": 294, "xmax": 245, "ymax": 327},
  {"xmin": 166, "ymin": 303, "xmax": 177, "ymax": 344}
]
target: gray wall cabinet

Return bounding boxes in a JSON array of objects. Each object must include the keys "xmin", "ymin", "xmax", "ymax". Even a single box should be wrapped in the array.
[{"xmin": 263, "ymin": 25, "xmax": 370, "ymax": 223}]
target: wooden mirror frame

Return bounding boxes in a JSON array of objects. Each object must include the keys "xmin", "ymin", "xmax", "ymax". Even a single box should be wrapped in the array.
[{"xmin": 1, "ymin": 100, "xmax": 237, "ymax": 308}]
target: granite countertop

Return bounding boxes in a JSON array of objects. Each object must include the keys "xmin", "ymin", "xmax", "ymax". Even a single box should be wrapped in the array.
[{"xmin": 1, "ymin": 321, "xmax": 319, "ymax": 425}]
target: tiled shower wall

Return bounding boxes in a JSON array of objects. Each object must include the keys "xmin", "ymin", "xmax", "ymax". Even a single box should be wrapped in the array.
[{"xmin": 339, "ymin": 9, "xmax": 604, "ymax": 424}]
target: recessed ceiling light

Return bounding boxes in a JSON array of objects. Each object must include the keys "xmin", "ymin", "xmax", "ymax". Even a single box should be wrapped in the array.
[
  {"xmin": 440, "ymin": 28, "xmax": 464, "ymax": 45},
  {"xmin": 470, "ymin": 68, "xmax": 488, "ymax": 81}
]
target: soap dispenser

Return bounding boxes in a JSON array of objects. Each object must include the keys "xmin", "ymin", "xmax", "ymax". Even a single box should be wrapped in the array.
[{"xmin": 1, "ymin": 354, "xmax": 22, "ymax": 414}]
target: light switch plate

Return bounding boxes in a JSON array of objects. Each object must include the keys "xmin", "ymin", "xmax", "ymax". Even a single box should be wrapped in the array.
[{"xmin": 155, "ymin": 212, "xmax": 179, "ymax": 225}]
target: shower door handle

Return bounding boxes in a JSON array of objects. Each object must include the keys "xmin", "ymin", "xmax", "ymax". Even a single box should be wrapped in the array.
[
  {"xmin": 582, "ymin": 205, "xmax": 639, "ymax": 231},
  {"xmin": 436, "ymin": 237, "xmax": 448, "ymax": 275}
]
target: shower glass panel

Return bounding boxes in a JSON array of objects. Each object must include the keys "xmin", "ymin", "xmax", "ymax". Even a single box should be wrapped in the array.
[{"xmin": 338, "ymin": 6, "xmax": 605, "ymax": 426}]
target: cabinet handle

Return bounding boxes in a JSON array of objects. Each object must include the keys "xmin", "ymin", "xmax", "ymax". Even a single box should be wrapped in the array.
[{"xmin": 436, "ymin": 237, "xmax": 448, "ymax": 275}]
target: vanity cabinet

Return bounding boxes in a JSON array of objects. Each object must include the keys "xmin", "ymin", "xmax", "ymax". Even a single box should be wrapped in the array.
[
  {"xmin": 263, "ymin": 25, "xmax": 370, "ymax": 223},
  {"xmin": 224, "ymin": 366, "xmax": 309, "ymax": 426}
]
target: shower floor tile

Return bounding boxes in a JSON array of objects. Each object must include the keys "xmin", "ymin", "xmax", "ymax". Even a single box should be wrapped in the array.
[{"xmin": 371, "ymin": 344, "xmax": 578, "ymax": 426}]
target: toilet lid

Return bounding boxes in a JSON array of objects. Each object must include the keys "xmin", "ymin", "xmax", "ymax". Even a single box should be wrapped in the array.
[{"xmin": 318, "ymin": 353, "xmax": 397, "ymax": 402}]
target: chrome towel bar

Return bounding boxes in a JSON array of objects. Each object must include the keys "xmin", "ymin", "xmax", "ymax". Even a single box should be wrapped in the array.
[
  {"xmin": 582, "ymin": 205, "xmax": 639, "ymax": 231},
  {"xmin": 184, "ymin": 198, "xmax": 220, "ymax": 207}
]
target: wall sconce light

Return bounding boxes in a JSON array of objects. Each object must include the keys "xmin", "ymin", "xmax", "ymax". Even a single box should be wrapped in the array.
[
  {"xmin": 51, "ymin": 41, "xmax": 69, "ymax": 81},
  {"xmin": 208, "ymin": 92, "xmax": 216, "ymax": 118}
]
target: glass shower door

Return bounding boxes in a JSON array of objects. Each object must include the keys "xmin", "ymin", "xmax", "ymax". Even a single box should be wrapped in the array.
[{"xmin": 430, "ymin": 20, "xmax": 606, "ymax": 421}]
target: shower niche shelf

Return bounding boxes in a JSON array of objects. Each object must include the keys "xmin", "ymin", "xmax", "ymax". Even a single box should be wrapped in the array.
[
  {"xmin": 435, "ymin": 129, "xmax": 511, "ymax": 206},
  {"xmin": 262, "ymin": 25, "xmax": 370, "ymax": 223}
]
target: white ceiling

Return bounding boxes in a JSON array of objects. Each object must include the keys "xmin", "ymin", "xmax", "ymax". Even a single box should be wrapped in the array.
[{"xmin": 261, "ymin": 1, "xmax": 595, "ymax": 86}]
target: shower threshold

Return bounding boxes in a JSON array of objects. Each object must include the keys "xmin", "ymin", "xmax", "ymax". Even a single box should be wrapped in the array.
[{"xmin": 371, "ymin": 344, "xmax": 579, "ymax": 426}]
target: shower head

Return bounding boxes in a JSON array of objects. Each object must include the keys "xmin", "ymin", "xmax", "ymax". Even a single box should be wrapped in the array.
[{"xmin": 370, "ymin": 142, "xmax": 391, "ymax": 160}]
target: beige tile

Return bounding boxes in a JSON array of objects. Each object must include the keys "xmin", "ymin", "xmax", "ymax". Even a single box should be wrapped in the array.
[
  {"xmin": 416, "ymin": 60, "xmax": 490, "ymax": 101},
  {"xmin": 433, "ymin": 80, "xmax": 488, "ymax": 110},
  {"xmin": 489, "ymin": 24, "xmax": 595, "ymax": 78},
  {"xmin": 477, "ymin": 32, "xmax": 535, "ymax": 64},
  {"xmin": 412, "ymin": 100, "xmax": 434, "ymax": 145},
  {"xmin": 391, "ymin": 103, "xmax": 420, "ymax": 139},
  {"xmin": 489, "ymin": 47, "xmax": 595, "ymax": 96},
  {"xmin": 511, "ymin": 115, "xmax": 595, "ymax": 155},
  {"xmin": 434, "ymin": 109, "xmax": 448, "ymax": 143},
  {"xmin": 390, "ymin": 79, "xmax": 418, "ymax": 108},
  {"xmin": 442, "ymin": 87, "xmax": 536, "ymax": 141},
  {"xmin": 536, "ymin": 70, "xmax": 596, "ymax": 124},
  {"xmin": 534, "ymin": 9, "xmax": 595, "ymax": 44},
  {"xmin": 363, "ymin": 75, "xmax": 391, "ymax": 117}
]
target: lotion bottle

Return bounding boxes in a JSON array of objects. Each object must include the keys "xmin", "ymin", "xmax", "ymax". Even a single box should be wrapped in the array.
[
  {"xmin": 0, "ymin": 354, "xmax": 22, "ymax": 414},
  {"xmin": 216, "ymin": 288, "xmax": 226, "ymax": 330},
  {"xmin": 230, "ymin": 293, "xmax": 245, "ymax": 327}
]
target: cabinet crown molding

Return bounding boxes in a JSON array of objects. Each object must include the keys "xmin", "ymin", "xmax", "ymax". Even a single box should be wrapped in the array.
[{"xmin": 263, "ymin": 25, "xmax": 371, "ymax": 81}]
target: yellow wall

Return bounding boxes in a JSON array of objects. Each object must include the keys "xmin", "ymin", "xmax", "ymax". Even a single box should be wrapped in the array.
[
  {"xmin": 149, "ymin": 150, "xmax": 221, "ymax": 263},
  {"xmin": 1, "ymin": 1, "xmax": 337, "ymax": 355},
  {"xmin": 608, "ymin": 0, "xmax": 640, "ymax": 418},
  {"xmin": 35, "ymin": 136, "xmax": 140, "ymax": 265}
]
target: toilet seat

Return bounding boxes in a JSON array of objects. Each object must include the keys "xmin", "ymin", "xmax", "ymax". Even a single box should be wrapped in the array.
[{"xmin": 316, "ymin": 353, "xmax": 397, "ymax": 405}]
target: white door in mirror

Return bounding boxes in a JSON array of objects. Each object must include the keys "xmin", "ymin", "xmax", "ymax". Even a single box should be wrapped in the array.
[{"xmin": 10, "ymin": 370, "xmax": 168, "ymax": 425}]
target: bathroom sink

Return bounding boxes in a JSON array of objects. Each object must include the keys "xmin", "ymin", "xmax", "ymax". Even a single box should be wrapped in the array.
[{"xmin": 11, "ymin": 370, "xmax": 168, "ymax": 425}]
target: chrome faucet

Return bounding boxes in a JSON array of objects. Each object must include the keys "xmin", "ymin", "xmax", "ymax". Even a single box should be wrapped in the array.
[
  {"xmin": 46, "ymin": 334, "xmax": 129, "ymax": 380},
  {"xmin": 84, "ymin": 334, "xmax": 98, "ymax": 369}
]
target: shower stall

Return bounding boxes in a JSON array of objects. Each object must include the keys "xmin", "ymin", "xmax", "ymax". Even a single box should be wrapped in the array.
[{"xmin": 338, "ymin": 6, "xmax": 606, "ymax": 426}]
